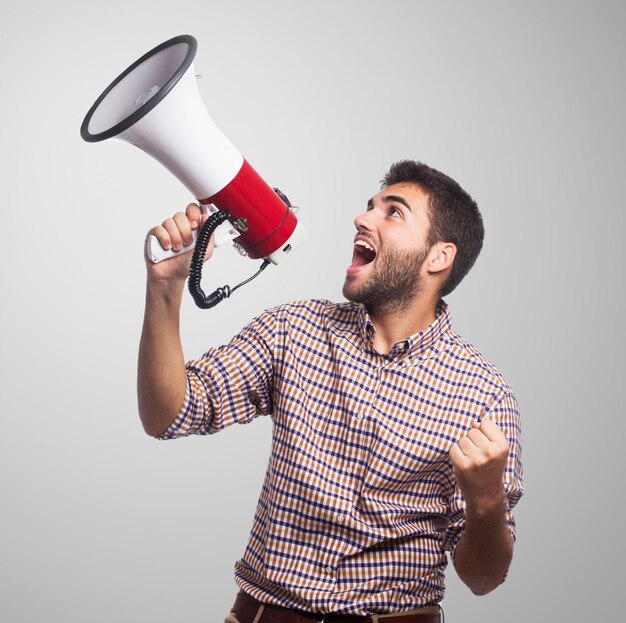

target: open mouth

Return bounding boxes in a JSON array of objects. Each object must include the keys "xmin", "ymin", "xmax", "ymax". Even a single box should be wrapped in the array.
[{"xmin": 349, "ymin": 239, "xmax": 377, "ymax": 269}]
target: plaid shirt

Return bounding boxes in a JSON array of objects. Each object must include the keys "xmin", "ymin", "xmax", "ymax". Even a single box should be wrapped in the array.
[{"xmin": 161, "ymin": 299, "xmax": 523, "ymax": 614}]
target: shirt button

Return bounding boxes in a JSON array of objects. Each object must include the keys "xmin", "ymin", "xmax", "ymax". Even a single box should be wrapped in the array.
[
  {"xmin": 325, "ymin": 565, "xmax": 334, "ymax": 574},
  {"xmin": 336, "ymin": 514, "xmax": 345, "ymax": 524},
  {"xmin": 355, "ymin": 413, "xmax": 363, "ymax": 420}
]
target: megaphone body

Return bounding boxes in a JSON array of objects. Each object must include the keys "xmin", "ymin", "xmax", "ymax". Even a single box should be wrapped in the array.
[{"xmin": 80, "ymin": 35, "xmax": 306, "ymax": 265}]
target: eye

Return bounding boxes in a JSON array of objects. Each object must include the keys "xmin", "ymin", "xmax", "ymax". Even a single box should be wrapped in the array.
[{"xmin": 389, "ymin": 205, "xmax": 402, "ymax": 217}]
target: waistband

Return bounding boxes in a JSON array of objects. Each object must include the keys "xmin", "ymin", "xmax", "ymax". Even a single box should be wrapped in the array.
[{"xmin": 231, "ymin": 591, "xmax": 442, "ymax": 623}]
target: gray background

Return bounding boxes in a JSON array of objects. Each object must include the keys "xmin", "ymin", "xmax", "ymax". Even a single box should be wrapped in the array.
[{"xmin": 1, "ymin": 1, "xmax": 624, "ymax": 621}]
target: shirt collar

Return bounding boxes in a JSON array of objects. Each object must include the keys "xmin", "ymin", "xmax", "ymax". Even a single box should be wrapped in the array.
[{"xmin": 357, "ymin": 300, "xmax": 452, "ymax": 359}]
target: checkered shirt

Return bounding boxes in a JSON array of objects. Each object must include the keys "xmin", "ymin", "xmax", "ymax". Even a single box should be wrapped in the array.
[{"xmin": 160, "ymin": 299, "xmax": 523, "ymax": 614}]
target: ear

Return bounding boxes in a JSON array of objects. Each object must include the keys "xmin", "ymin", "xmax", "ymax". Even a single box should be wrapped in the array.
[{"xmin": 426, "ymin": 242, "xmax": 456, "ymax": 275}]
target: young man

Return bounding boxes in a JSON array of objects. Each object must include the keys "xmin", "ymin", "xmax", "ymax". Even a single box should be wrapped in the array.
[{"xmin": 138, "ymin": 160, "xmax": 523, "ymax": 623}]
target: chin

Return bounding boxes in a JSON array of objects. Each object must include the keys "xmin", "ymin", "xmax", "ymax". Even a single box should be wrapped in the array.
[
  {"xmin": 342, "ymin": 280, "xmax": 363, "ymax": 304},
  {"xmin": 342, "ymin": 280, "xmax": 355, "ymax": 302}
]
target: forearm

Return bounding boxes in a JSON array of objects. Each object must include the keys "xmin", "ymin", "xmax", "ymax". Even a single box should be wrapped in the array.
[
  {"xmin": 453, "ymin": 491, "xmax": 513, "ymax": 595},
  {"xmin": 137, "ymin": 279, "xmax": 188, "ymax": 437}
]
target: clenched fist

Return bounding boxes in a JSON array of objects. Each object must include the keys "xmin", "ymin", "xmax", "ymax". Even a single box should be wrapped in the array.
[
  {"xmin": 449, "ymin": 419, "xmax": 509, "ymax": 513},
  {"xmin": 145, "ymin": 203, "xmax": 211, "ymax": 283}
]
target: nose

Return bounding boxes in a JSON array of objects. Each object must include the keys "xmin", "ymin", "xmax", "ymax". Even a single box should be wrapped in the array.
[{"xmin": 354, "ymin": 209, "xmax": 375, "ymax": 232}]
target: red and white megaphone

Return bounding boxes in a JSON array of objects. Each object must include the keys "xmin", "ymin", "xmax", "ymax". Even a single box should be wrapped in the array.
[{"xmin": 80, "ymin": 34, "xmax": 306, "ymax": 305}]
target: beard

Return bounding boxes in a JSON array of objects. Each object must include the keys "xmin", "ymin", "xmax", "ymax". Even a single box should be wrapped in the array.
[{"xmin": 343, "ymin": 246, "xmax": 430, "ymax": 315}]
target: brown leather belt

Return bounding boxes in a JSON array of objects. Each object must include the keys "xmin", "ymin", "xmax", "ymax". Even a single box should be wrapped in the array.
[{"xmin": 231, "ymin": 591, "xmax": 442, "ymax": 623}]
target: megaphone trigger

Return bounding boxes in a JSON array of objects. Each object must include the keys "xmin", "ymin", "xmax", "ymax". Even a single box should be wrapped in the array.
[{"xmin": 202, "ymin": 204, "xmax": 240, "ymax": 247}]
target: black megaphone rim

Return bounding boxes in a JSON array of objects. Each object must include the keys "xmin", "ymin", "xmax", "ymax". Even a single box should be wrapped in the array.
[{"xmin": 80, "ymin": 34, "xmax": 198, "ymax": 143}]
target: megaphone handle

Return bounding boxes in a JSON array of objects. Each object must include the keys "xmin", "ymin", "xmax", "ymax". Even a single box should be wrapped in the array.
[
  {"xmin": 146, "ymin": 229, "xmax": 199, "ymax": 263},
  {"xmin": 146, "ymin": 216, "xmax": 240, "ymax": 263}
]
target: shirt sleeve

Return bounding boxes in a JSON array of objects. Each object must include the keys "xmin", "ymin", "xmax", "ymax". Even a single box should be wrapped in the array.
[
  {"xmin": 159, "ymin": 307, "xmax": 276, "ymax": 440},
  {"xmin": 443, "ymin": 391, "xmax": 524, "ymax": 560}
]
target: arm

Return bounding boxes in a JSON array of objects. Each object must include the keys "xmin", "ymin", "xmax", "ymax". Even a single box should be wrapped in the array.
[
  {"xmin": 137, "ymin": 204, "xmax": 210, "ymax": 437},
  {"xmin": 449, "ymin": 419, "xmax": 514, "ymax": 595}
]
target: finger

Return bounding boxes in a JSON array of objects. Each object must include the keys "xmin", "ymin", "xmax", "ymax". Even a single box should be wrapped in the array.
[
  {"xmin": 185, "ymin": 203, "xmax": 203, "ymax": 229},
  {"xmin": 173, "ymin": 211, "xmax": 194, "ymax": 247},
  {"xmin": 456, "ymin": 435, "xmax": 477, "ymax": 456},
  {"xmin": 161, "ymin": 215, "xmax": 185, "ymax": 251},
  {"xmin": 467, "ymin": 427, "xmax": 491, "ymax": 449},
  {"xmin": 478, "ymin": 419, "xmax": 507, "ymax": 443},
  {"xmin": 149, "ymin": 224, "xmax": 173, "ymax": 251},
  {"xmin": 449, "ymin": 442, "xmax": 468, "ymax": 468}
]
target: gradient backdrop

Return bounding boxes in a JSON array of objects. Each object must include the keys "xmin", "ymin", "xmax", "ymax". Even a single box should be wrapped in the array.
[{"xmin": 1, "ymin": 1, "xmax": 624, "ymax": 621}]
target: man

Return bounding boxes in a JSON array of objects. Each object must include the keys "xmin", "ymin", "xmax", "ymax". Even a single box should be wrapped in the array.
[{"xmin": 138, "ymin": 160, "xmax": 523, "ymax": 623}]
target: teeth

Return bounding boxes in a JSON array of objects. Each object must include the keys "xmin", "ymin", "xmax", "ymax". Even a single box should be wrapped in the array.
[{"xmin": 355, "ymin": 240, "xmax": 374, "ymax": 253}]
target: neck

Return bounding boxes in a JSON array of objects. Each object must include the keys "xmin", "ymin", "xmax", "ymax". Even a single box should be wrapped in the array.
[{"xmin": 369, "ymin": 294, "xmax": 439, "ymax": 355}]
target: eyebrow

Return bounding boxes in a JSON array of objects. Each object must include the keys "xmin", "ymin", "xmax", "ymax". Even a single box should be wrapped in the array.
[
  {"xmin": 385, "ymin": 195, "xmax": 412, "ymax": 211},
  {"xmin": 367, "ymin": 195, "xmax": 412, "ymax": 211}
]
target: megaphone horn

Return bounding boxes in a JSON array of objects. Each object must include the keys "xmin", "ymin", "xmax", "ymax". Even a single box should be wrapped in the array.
[{"xmin": 80, "ymin": 35, "xmax": 306, "ymax": 307}]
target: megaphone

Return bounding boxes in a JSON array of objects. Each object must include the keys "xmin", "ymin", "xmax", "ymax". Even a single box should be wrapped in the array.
[{"xmin": 80, "ymin": 34, "xmax": 306, "ymax": 307}]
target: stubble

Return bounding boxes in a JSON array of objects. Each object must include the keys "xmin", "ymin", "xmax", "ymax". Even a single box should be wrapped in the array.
[{"xmin": 343, "ymin": 246, "xmax": 429, "ymax": 316}]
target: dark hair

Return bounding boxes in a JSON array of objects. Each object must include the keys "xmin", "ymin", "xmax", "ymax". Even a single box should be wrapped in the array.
[{"xmin": 382, "ymin": 160, "xmax": 484, "ymax": 297}]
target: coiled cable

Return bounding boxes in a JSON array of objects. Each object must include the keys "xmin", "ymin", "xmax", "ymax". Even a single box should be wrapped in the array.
[
  {"xmin": 187, "ymin": 209, "xmax": 269, "ymax": 309},
  {"xmin": 188, "ymin": 188, "xmax": 292, "ymax": 309}
]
